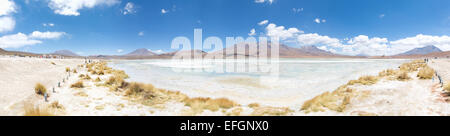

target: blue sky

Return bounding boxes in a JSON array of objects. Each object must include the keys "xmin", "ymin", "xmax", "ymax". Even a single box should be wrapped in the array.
[{"xmin": 1, "ymin": 0, "xmax": 450, "ymax": 56}]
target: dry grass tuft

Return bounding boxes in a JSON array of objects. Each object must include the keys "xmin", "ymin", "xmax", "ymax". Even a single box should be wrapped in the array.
[
  {"xmin": 347, "ymin": 76, "xmax": 379, "ymax": 85},
  {"xmin": 226, "ymin": 107, "xmax": 243, "ymax": 116},
  {"xmin": 399, "ymin": 60, "xmax": 427, "ymax": 72},
  {"xmin": 251, "ymin": 106, "xmax": 292, "ymax": 116},
  {"xmin": 65, "ymin": 67, "xmax": 70, "ymax": 72},
  {"xmin": 51, "ymin": 62, "xmax": 56, "ymax": 65},
  {"xmin": 396, "ymin": 71, "xmax": 411, "ymax": 81},
  {"xmin": 301, "ymin": 86, "xmax": 369, "ymax": 113},
  {"xmin": 444, "ymin": 82, "xmax": 450, "ymax": 92},
  {"xmin": 184, "ymin": 97, "xmax": 238, "ymax": 114},
  {"xmin": 49, "ymin": 101, "xmax": 65, "ymax": 110},
  {"xmin": 79, "ymin": 74, "xmax": 85, "ymax": 78},
  {"xmin": 83, "ymin": 74, "xmax": 91, "ymax": 80},
  {"xmin": 74, "ymin": 91, "xmax": 88, "ymax": 97},
  {"xmin": 248, "ymin": 103, "xmax": 260, "ymax": 108},
  {"xmin": 73, "ymin": 69, "xmax": 77, "ymax": 73},
  {"xmin": 24, "ymin": 104, "xmax": 55, "ymax": 116},
  {"xmin": 417, "ymin": 65, "xmax": 435, "ymax": 79},
  {"xmin": 378, "ymin": 69, "xmax": 397, "ymax": 77},
  {"xmin": 34, "ymin": 83, "xmax": 47, "ymax": 96},
  {"xmin": 94, "ymin": 77, "xmax": 101, "ymax": 82},
  {"xmin": 70, "ymin": 81, "xmax": 84, "ymax": 88}
]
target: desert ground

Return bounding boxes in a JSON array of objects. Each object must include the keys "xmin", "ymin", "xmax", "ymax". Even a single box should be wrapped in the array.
[{"xmin": 0, "ymin": 56, "xmax": 449, "ymax": 116}]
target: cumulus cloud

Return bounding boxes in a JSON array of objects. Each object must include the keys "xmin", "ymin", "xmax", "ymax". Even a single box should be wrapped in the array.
[
  {"xmin": 48, "ymin": 0, "xmax": 120, "ymax": 16},
  {"xmin": 390, "ymin": 34, "xmax": 450, "ymax": 53},
  {"xmin": 248, "ymin": 28, "xmax": 256, "ymax": 36},
  {"xmin": 0, "ymin": 0, "xmax": 16, "ymax": 16},
  {"xmin": 117, "ymin": 49, "xmax": 123, "ymax": 53},
  {"xmin": 345, "ymin": 35, "xmax": 389, "ymax": 56},
  {"xmin": 0, "ymin": 33, "xmax": 42, "ymax": 48},
  {"xmin": 297, "ymin": 33, "xmax": 342, "ymax": 47},
  {"xmin": 43, "ymin": 23, "xmax": 55, "ymax": 27},
  {"xmin": 266, "ymin": 23, "xmax": 303, "ymax": 40},
  {"xmin": 161, "ymin": 9, "xmax": 168, "ymax": 14},
  {"xmin": 29, "ymin": 31, "xmax": 66, "ymax": 39},
  {"xmin": 0, "ymin": 16, "xmax": 15, "ymax": 33},
  {"xmin": 122, "ymin": 2, "xmax": 136, "ymax": 15},
  {"xmin": 255, "ymin": 0, "xmax": 274, "ymax": 4},
  {"xmin": 258, "ymin": 20, "xmax": 269, "ymax": 26},
  {"xmin": 0, "ymin": 0, "xmax": 16, "ymax": 33}
]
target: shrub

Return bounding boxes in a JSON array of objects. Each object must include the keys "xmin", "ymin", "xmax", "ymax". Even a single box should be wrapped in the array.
[
  {"xmin": 417, "ymin": 66, "xmax": 435, "ymax": 79},
  {"xmin": 73, "ymin": 69, "xmax": 77, "ymax": 73},
  {"xmin": 79, "ymin": 74, "xmax": 85, "ymax": 78},
  {"xmin": 65, "ymin": 67, "xmax": 70, "ymax": 72},
  {"xmin": 51, "ymin": 62, "xmax": 56, "ymax": 65},
  {"xmin": 35, "ymin": 83, "xmax": 47, "ymax": 96},
  {"xmin": 70, "ymin": 81, "xmax": 84, "ymax": 88}
]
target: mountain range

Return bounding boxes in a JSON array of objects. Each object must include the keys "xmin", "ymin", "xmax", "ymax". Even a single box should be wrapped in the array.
[
  {"xmin": 52, "ymin": 50, "xmax": 80, "ymax": 57},
  {"xmin": 1, "ymin": 44, "xmax": 449, "ymax": 59}
]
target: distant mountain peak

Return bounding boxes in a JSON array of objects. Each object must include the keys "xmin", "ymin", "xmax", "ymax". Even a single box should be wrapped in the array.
[
  {"xmin": 125, "ymin": 48, "xmax": 157, "ymax": 56},
  {"xmin": 52, "ymin": 50, "xmax": 80, "ymax": 56},
  {"xmin": 397, "ymin": 45, "xmax": 442, "ymax": 56}
]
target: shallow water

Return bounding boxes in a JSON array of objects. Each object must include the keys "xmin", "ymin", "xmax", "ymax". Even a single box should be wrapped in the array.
[{"xmin": 109, "ymin": 58, "xmax": 409, "ymax": 108}]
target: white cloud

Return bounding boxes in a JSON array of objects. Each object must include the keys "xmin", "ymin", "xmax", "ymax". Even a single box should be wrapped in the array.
[
  {"xmin": 43, "ymin": 23, "xmax": 55, "ymax": 27},
  {"xmin": 29, "ymin": 31, "xmax": 66, "ymax": 39},
  {"xmin": 314, "ymin": 18, "xmax": 326, "ymax": 24},
  {"xmin": 255, "ymin": 0, "xmax": 274, "ymax": 4},
  {"xmin": 0, "ymin": 33, "xmax": 42, "ymax": 48},
  {"xmin": 0, "ymin": 16, "xmax": 15, "ymax": 33},
  {"xmin": 390, "ymin": 34, "xmax": 450, "ymax": 53},
  {"xmin": 345, "ymin": 35, "xmax": 389, "ymax": 56},
  {"xmin": 0, "ymin": 0, "xmax": 16, "ymax": 33},
  {"xmin": 117, "ymin": 49, "xmax": 123, "ymax": 53},
  {"xmin": 266, "ymin": 23, "xmax": 303, "ymax": 40},
  {"xmin": 161, "ymin": 9, "xmax": 168, "ymax": 14},
  {"xmin": 48, "ymin": 0, "xmax": 120, "ymax": 16},
  {"xmin": 0, "ymin": 0, "xmax": 16, "ymax": 16},
  {"xmin": 138, "ymin": 31, "xmax": 144, "ymax": 36},
  {"xmin": 297, "ymin": 33, "xmax": 342, "ymax": 47},
  {"xmin": 314, "ymin": 18, "xmax": 321, "ymax": 24},
  {"xmin": 248, "ymin": 28, "xmax": 256, "ymax": 36},
  {"xmin": 258, "ymin": 20, "xmax": 269, "ymax": 26},
  {"xmin": 379, "ymin": 14, "xmax": 385, "ymax": 18},
  {"xmin": 318, "ymin": 46, "xmax": 337, "ymax": 53},
  {"xmin": 122, "ymin": 2, "xmax": 136, "ymax": 15},
  {"xmin": 292, "ymin": 8, "xmax": 303, "ymax": 13},
  {"xmin": 149, "ymin": 49, "xmax": 165, "ymax": 54}
]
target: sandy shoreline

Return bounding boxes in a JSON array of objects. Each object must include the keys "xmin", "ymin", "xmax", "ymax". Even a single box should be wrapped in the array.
[{"xmin": 0, "ymin": 56, "xmax": 449, "ymax": 116}]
